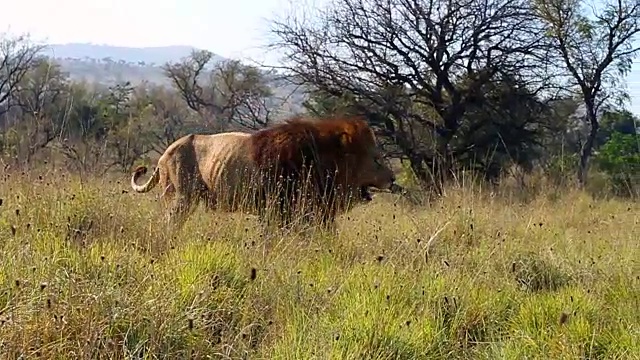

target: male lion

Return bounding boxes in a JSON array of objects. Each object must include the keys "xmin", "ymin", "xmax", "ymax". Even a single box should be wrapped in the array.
[{"xmin": 131, "ymin": 115, "xmax": 399, "ymax": 231}]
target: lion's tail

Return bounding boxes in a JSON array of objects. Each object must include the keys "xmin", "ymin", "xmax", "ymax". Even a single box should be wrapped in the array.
[{"xmin": 131, "ymin": 165, "xmax": 160, "ymax": 193}]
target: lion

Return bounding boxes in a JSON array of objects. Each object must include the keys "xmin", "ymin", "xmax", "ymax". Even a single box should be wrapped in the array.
[{"xmin": 131, "ymin": 115, "xmax": 399, "ymax": 231}]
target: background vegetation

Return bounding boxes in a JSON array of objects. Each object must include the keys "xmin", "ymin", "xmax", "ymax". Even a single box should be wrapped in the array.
[
  {"xmin": 0, "ymin": 0, "xmax": 639, "ymax": 357},
  {"xmin": 0, "ymin": 171, "xmax": 638, "ymax": 359}
]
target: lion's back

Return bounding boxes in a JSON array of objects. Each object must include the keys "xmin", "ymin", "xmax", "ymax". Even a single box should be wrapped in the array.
[{"xmin": 192, "ymin": 132, "xmax": 258, "ymax": 206}]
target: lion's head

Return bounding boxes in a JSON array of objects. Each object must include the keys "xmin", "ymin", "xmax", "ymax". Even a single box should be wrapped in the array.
[
  {"xmin": 248, "ymin": 115, "xmax": 399, "ymax": 227},
  {"xmin": 251, "ymin": 116, "xmax": 396, "ymax": 205},
  {"xmin": 326, "ymin": 117, "xmax": 396, "ymax": 202}
]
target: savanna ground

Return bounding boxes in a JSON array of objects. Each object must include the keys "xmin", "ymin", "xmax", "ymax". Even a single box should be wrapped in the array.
[{"xmin": 0, "ymin": 167, "xmax": 638, "ymax": 359}]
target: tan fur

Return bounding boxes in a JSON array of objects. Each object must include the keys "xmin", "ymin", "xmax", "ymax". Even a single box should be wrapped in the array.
[{"xmin": 130, "ymin": 132, "xmax": 258, "ymax": 230}]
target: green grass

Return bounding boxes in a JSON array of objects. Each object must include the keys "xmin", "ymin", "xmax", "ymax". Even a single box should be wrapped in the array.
[{"xmin": 0, "ymin": 169, "xmax": 638, "ymax": 359}]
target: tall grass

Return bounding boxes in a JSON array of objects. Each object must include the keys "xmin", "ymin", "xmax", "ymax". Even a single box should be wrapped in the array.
[{"xmin": 0, "ymin": 168, "xmax": 638, "ymax": 359}]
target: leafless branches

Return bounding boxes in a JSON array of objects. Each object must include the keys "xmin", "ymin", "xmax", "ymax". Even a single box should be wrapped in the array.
[
  {"xmin": 0, "ymin": 33, "xmax": 45, "ymax": 116},
  {"xmin": 269, "ymin": 0, "xmax": 552, "ymax": 184},
  {"xmin": 163, "ymin": 50, "xmax": 284, "ymax": 131}
]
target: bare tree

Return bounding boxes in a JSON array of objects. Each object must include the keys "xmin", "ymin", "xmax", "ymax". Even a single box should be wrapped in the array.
[
  {"xmin": 214, "ymin": 59, "xmax": 277, "ymax": 130},
  {"xmin": 268, "ymin": 0, "xmax": 553, "ymax": 187},
  {"xmin": 103, "ymin": 81, "xmax": 155, "ymax": 172},
  {"xmin": 534, "ymin": 0, "xmax": 640, "ymax": 186},
  {"xmin": 0, "ymin": 33, "xmax": 45, "ymax": 116},
  {"xmin": 13, "ymin": 58, "xmax": 70, "ymax": 163},
  {"xmin": 163, "ymin": 50, "xmax": 281, "ymax": 131},
  {"xmin": 58, "ymin": 82, "xmax": 114, "ymax": 175},
  {"xmin": 142, "ymin": 84, "xmax": 196, "ymax": 153}
]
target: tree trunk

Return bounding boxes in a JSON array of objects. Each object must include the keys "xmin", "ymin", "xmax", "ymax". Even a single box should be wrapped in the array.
[
  {"xmin": 577, "ymin": 108, "xmax": 599, "ymax": 188},
  {"xmin": 431, "ymin": 128, "xmax": 456, "ymax": 194},
  {"xmin": 408, "ymin": 153, "xmax": 430, "ymax": 183}
]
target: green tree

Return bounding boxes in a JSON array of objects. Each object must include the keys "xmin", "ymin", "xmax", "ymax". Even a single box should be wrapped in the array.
[
  {"xmin": 101, "ymin": 81, "xmax": 155, "ymax": 172},
  {"xmin": 136, "ymin": 84, "xmax": 199, "ymax": 155},
  {"xmin": 596, "ymin": 131, "xmax": 639, "ymax": 196},
  {"xmin": 534, "ymin": 0, "xmax": 640, "ymax": 186},
  {"xmin": 596, "ymin": 109, "xmax": 639, "ymax": 147},
  {"xmin": 57, "ymin": 81, "xmax": 110, "ymax": 174}
]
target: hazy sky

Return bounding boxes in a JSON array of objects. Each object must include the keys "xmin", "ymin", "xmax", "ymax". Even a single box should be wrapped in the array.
[
  {"xmin": 2, "ymin": 0, "xmax": 639, "ymax": 115},
  {"xmin": 1, "ymin": 0, "xmax": 295, "ymax": 62}
]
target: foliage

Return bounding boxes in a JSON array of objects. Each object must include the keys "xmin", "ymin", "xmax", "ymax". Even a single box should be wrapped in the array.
[
  {"xmin": 267, "ymin": 0, "xmax": 640, "ymax": 189},
  {"xmin": 268, "ymin": 0, "xmax": 553, "ymax": 189},
  {"xmin": 595, "ymin": 131, "xmax": 640, "ymax": 196},
  {"xmin": 0, "ymin": 33, "xmax": 46, "ymax": 114},
  {"xmin": 1, "ymin": 19, "xmax": 639, "ymax": 192},
  {"xmin": 534, "ymin": 0, "xmax": 640, "ymax": 185},
  {"xmin": 0, "ymin": 38, "xmax": 285, "ymax": 174},
  {"xmin": 596, "ymin": 109, "xmax": 639, "ymax": 147},
  {"xmin": 162, "ymin": 50, "xmax": 290, "ymax": 131}
]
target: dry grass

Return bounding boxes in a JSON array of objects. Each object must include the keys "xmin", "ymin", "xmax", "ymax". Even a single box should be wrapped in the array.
[{"xmin": 0, "ymin": 168, "xmax": 638, "ymax": 359}]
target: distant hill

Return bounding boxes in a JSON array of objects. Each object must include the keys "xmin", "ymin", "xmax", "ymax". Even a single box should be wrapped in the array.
[
  {"xmin": 41, "ymin": 43, "xmax": 306, "ymax": 118},
  {"xmin": 52, "ymin": 57, "xmax": 173, "ymax": 86},
  {"xmin": 43, "ymin": 43, "xmax": 224, "ymax": 66},
  {"xmin": 37, "ymin": 43, "xmax": 218, "ymax": 86}
]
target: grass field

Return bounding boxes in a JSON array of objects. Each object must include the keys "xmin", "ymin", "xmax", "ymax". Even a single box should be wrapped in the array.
[{"xmin": 0, "ymin": 169, "xmax": 638, "ymax": 359}]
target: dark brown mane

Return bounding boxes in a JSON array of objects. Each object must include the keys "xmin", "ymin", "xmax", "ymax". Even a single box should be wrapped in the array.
[
  {"xmin": 249, "ymin": 115, "xmax": 377, "ymax": 225},
  {"xmin": 252, "ymin": 115, "xmax": 374, "ymax": 155},
  {"xmin": 250, "ymin": 115, "xmax": 374, "ymax": 172}
]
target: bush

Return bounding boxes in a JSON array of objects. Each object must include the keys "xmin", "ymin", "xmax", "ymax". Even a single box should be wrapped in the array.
[{"xmin": 596, "ymin": 131, "xmax": 640, "ymax": 197}]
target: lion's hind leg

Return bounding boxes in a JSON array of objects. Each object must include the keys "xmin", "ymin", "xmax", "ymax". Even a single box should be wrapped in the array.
[
  {"xmin": 162, "ymin": 156, "xmax": 205, "ymax": 232},
  {"xmin": 155, "ymin": 168, "xmax": 177, "ymax": 224},
  {"xmin": 165, "ymin": 194, "xmax": 199, "ymax": 232},
  {"xmin": 159, "ymin": 183, "xmax": 175, "ymax": 206}
]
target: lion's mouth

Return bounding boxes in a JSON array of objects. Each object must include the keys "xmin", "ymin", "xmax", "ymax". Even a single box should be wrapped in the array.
[
  {"xmin": 360, "ymin": 183, "xmax": 404, "ymax": 201},
  {"xmin": 360, "ymin": 186, "xmax": 373, "ymax": 202}
]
